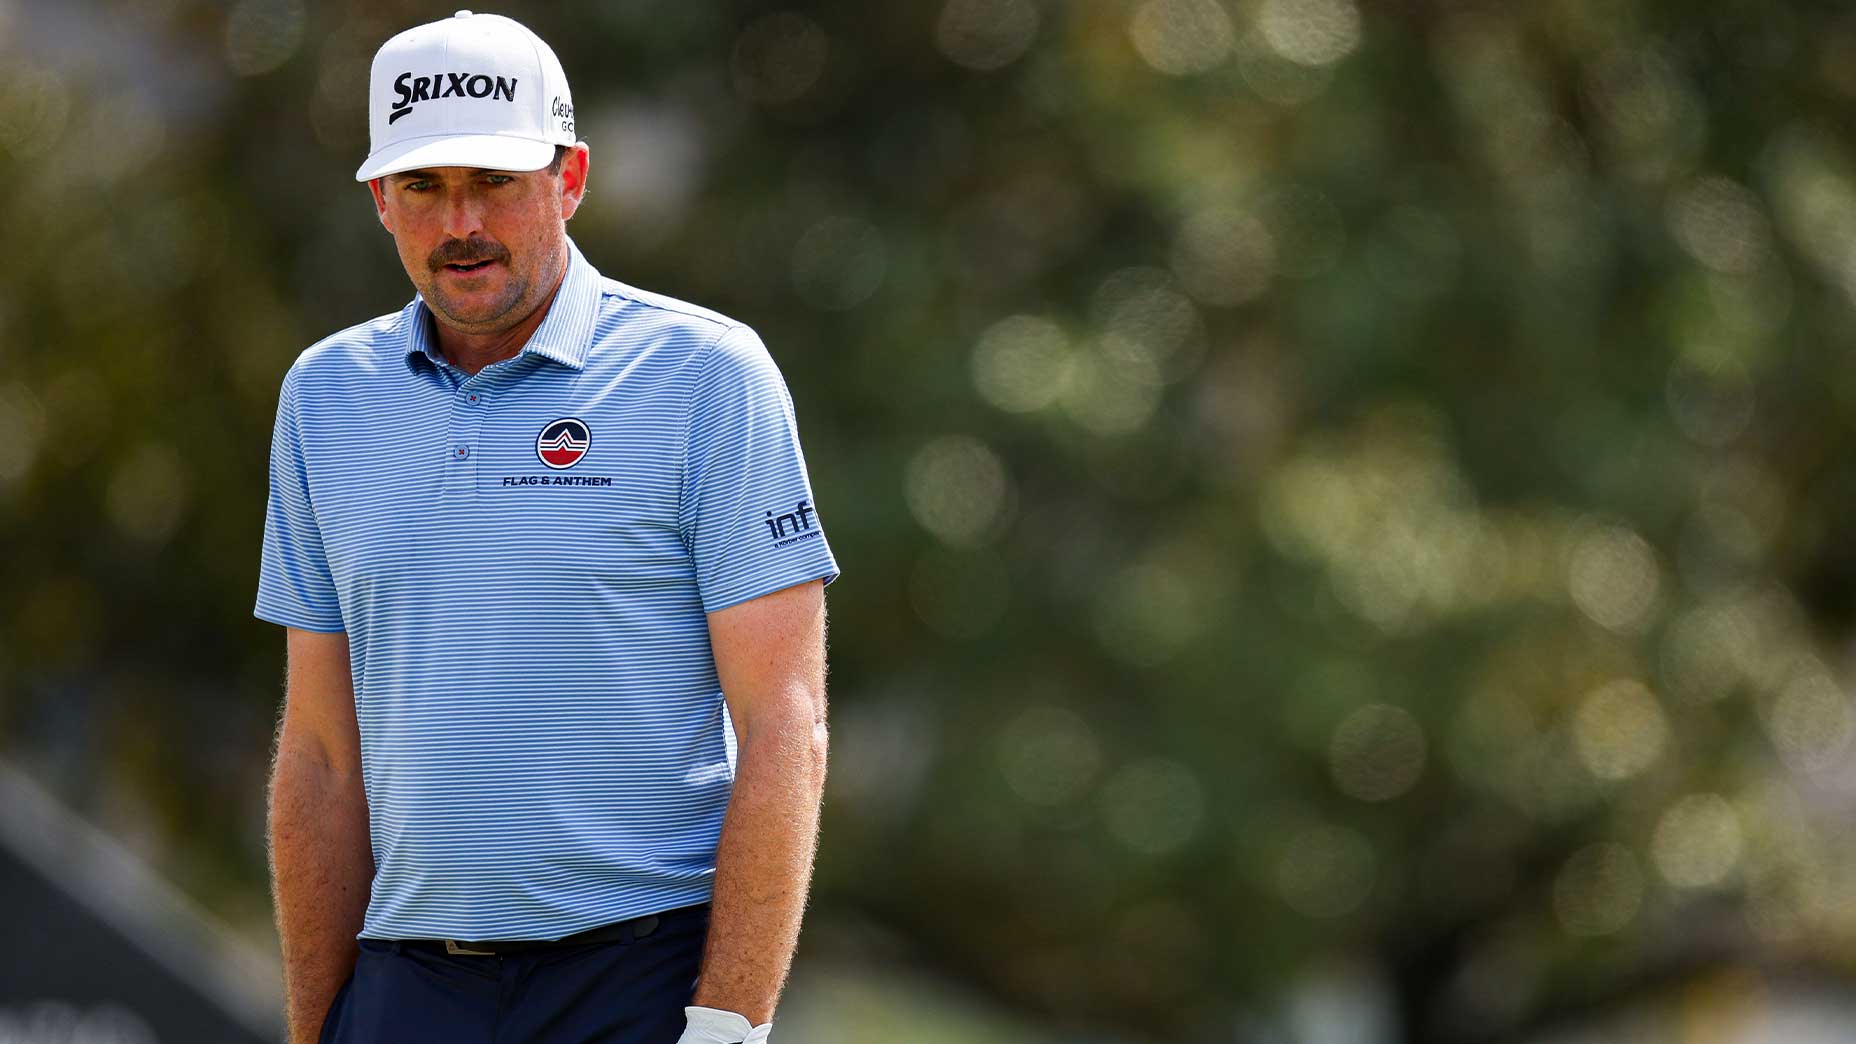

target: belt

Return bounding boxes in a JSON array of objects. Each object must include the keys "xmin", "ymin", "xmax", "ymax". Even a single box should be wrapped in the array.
[{"xmin": 395, "ymin": 906, "xmax": 701, "ymax": 956}]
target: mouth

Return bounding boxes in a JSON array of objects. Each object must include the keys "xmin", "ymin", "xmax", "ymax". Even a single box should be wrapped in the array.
[{"xmin": 442, "ymin": 259, "xmax": 498, "ymax": 274}]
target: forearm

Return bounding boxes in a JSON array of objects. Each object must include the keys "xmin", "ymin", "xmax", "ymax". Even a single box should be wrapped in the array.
[
  {"xmin": 690, "ymin": 713, "xmax": 828, "ymax": 1025},
  {"xmin": 269, "ymin": 746, "xmax": 374, "ymax": 1044}
]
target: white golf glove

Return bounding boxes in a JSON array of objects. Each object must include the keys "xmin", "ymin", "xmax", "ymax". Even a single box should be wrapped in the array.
[{"xmin": 677, "ymin": 1006, "xmax": 772, "ymax": 1044}]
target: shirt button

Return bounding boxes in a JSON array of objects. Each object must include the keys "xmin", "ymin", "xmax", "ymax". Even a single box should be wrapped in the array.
[
  {"xmin": 455, "ymin": 446, "xmax": 469, "ymax": 459},
  {"xmin": 468, "ymin": 394, "xmax": 479, "ymax": 403}
]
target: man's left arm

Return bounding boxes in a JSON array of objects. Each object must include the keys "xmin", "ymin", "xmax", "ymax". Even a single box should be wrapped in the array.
[{"xmin": 685, "ymin": 577, "xmax": 829, "ymax": 1041}]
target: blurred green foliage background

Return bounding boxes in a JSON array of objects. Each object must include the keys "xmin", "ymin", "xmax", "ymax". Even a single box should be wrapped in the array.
[{"xmin": 7, "ymin": 0, "xmax": 1856, "ymax": 1040}]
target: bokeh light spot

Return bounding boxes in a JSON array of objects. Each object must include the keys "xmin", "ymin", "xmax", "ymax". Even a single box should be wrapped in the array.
[
  {"xmin": 1573, "ymin": 679, "xmax": 1669, "ymax": 781},
  {"xmin": 224, "ymin": 0, "xmax": 307, "ymax": 77},
  {"xmin": 1060, "ymin": 344, "xmax": 1164, "ymax": 436},
  {"xmin": 1170, "ymin": 207, "xmax": 1275, "ymax": 307},
  {"xmin": 1660, "ymin": 595, "xmax": 1769, "ymax": 703},
  {"xmin": 589, "ymin": 103, "xmax": 709, "ymax": 250},
  {"xmin": 1129, "ymin": 0, "xmax": 1236, "ymax": 76},
  {"xmin": 904, "ymin": 435, "xmax": 1012, "ymax": 546},
  {"xmin": 1667, "ymin": 176, "xmax": 1772, "ymax": 274},
  {"xmin": 0, "ymin": 65, "xmax": 71, "ymax": 159},
  {"xmin": 998, "ymin": 706, "xmax": 1102, "ymax": 807},
  {"xmin": 78, "ymin": 92, "xmax": 168, "ymax": 186},
  {"xmin": 830, "ymin": 695, "xmax": 936, "ymax": 819},
  {"xmin": 971, "ymin": 315, "xmax": 1071, "ymax": 413},
  {"xmin": 1652, "ymin": 793, "xmax": 1743, "ymax": 889},
  {"xmin": 309, "ymin": 32, "xmax": 370, "ymax": 150},
  {"xmin": 791, "ymin": 215, "xmax": 887, "ymax": 311},
  {"xmin": 1093, "ymin": 550, "xmax": 1214, "ymax": 667},
  {"xmin": 1090, "ymin": 268, "xmax": 1205, "ymax": 384},
  {"xmin": 1235, "ymin": 28, "xmax": 1334, "ymax": 105},
  {"xmin": 0, "ymin": 382, "xmax": 45, "ymax": 488},
  {"xmin": 105, "ymin": 443, "xmax": 192, "ymax": 548},
  {"xmin": 1583, "ymin": 46, "xmax": 1707, "ymax": 180},
  {"xmin": 1258, "ymin": 0, "xmax": 1363, "ymax": 68},
  {"xmin": 1554, "ymin": 843, "xmax": 1644, "ymax": 937},
  {"xmin": 1329, "ymin": 703, "xmax": 1427, "ymax": 802},
  {"xmin": 731, "ymin": 11, "xmax": 830, "ymax": 106},
  {"xmin": 1277, "ymin": 823, "xmax": 1376, "ymax": 918},
  {"xmin": 1766, "ymin": 664, "xmax": 1854, "ymax": 774},
  {"xmin": 1567, "ymin": 522, "xmax": 1661, "ymax": 633},
  {"xmin": 935, "ymin": 0, "xmax": 1039, "ymax": 72},
  {"xmin": 1100, "ymin": 758, "xmax": 1205, "ymax": 855}
]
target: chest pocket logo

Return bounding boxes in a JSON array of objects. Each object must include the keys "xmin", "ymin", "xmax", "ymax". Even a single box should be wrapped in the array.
[{"xmin": 536, "ymin": 417, "xmax": 591, "ymax": 470}]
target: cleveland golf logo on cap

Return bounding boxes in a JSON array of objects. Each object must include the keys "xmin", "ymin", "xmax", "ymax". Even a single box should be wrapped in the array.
[
  {"xmin": 389, "ymin": 70, "xmax": 518, "ymax": 124},
  {"xmin": 536, "ymin": 418, "xmax": 591, "ymax": 470}
]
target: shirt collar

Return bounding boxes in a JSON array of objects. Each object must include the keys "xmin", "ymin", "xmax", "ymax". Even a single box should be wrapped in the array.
[{"xmin": 403, "ymin": 237, "xmax": 601, "ymax": 374}]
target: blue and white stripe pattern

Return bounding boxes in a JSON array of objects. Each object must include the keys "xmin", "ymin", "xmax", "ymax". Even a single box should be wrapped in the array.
[{"xmin": 256, "ymin": 239, "xmax": 838, "ymax": 940}]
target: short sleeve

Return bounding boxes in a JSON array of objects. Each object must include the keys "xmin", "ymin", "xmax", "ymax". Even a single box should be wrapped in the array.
[
  {"xmin": 254, "ymin": 368, "xmax": 345, "ymax": 631},
  {"xmin": 680, "ymin": 326, "xmax": 840, "ymax": 613}
]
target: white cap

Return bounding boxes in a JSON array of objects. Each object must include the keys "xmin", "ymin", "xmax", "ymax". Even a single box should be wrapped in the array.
[{"xmin": 355, "ymin": 11, "xmax": 576, "ymax": 182}]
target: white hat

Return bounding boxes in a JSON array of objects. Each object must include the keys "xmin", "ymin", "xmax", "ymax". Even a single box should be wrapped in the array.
[{"xmin": 355, "ymin": 10, "xmax": 576, "ymax": 182}]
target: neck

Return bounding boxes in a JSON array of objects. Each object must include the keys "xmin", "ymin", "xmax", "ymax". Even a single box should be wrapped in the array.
[{"xmin": 432, "ymin": 245, "xmax": 570, "ymax": 375}]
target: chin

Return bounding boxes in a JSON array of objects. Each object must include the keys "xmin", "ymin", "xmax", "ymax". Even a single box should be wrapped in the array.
[{"xmin": 429, "ymin": 288, "xmax": 523, "ymax": 327}]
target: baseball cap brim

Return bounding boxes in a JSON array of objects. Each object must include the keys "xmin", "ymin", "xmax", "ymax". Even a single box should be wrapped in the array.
[{"xmin": 354, "ymin": 133, "xmax": 555, "ymax": 182}]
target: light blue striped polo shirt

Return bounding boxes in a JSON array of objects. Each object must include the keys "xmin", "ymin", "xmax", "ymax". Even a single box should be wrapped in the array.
[{"xmin": 255, "ymin": 238, "xmax": 838, "ymax": 940}]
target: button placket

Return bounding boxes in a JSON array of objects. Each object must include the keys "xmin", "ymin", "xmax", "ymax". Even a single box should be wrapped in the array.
[{"xmin": 445, "ymin": 378, "xmax": 487, "ymax": 494}]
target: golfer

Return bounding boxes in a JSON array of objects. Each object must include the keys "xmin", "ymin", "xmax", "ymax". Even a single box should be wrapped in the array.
[{"xmin": 256, "ymin": 12, "xmax": 837, "ymax": 1044}]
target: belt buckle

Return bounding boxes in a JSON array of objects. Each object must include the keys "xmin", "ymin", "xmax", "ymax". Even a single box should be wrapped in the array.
[{"xmin": 444, "ymin": 940, "xmax": 497, "ymax": 956}]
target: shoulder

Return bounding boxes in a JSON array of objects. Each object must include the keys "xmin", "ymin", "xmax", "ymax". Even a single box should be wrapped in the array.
[
  {"xmin": 598, "ymin": 276, "xmax": 743, "ymax": 337},
  {"xmin": 281, "ymin": 304, "xmax": 414, "ymax": 399},
  {"xmin": 584, "ymin": 278, "xmax": 786, "ymax": 393},
  {"xmin": 590, "ymin": 278, "xmax": 769, "ymax": 363}
]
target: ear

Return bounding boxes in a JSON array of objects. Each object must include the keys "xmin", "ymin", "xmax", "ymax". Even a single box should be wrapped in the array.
[
  {"xmin": 559, "ymin": 144, "xmax": 590, "ymax": 221},
  {"xmin": 368, "ymin": 178, "xmax": 393, "ymax": 232}
]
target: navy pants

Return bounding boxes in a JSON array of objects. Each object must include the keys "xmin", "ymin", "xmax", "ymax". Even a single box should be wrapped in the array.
[{"xmin": 320, "ymin": 904, "xmax": 709, "ymax": 1044}]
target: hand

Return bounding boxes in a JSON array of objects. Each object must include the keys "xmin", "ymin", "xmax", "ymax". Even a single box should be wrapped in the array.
[{"xmin": 677, "ymin": 1006, "xmax": 773, "ymax": 1043}]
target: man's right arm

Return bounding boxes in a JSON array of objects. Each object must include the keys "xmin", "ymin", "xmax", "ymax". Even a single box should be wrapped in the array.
[{"xmin": 268, "ymin": 627, "xmax": 373, "ymax": 1044}]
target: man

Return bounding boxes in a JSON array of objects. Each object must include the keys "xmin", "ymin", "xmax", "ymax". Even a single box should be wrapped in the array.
[{"xmin": 256, "ymin": 12, "xmax": 837, "ymax": 1044}]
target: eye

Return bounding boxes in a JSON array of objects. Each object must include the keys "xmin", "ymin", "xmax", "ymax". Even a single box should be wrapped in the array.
[
  {"xmin": 484, "ymin": 174, "xmax": 515, "ymax": 186},
  {"xmin": 403, "ymin": 180, "xmax": 435, "ymax": 193}
]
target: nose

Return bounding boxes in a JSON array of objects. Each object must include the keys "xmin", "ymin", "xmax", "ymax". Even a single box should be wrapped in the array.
[{"xmin": 440, "ymin": 187, "xmax": 485, "ymax": 242}]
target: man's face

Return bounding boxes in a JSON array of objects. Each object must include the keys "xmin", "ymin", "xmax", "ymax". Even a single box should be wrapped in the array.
[{"xmin": 368, "ymin": 148, "xmax": 588, "ymax": 335}]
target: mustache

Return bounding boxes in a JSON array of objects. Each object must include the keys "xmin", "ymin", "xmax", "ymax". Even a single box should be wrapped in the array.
[{"xmin": 428, "ymin": 237, "xmax": 511, "ymax": 270}]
